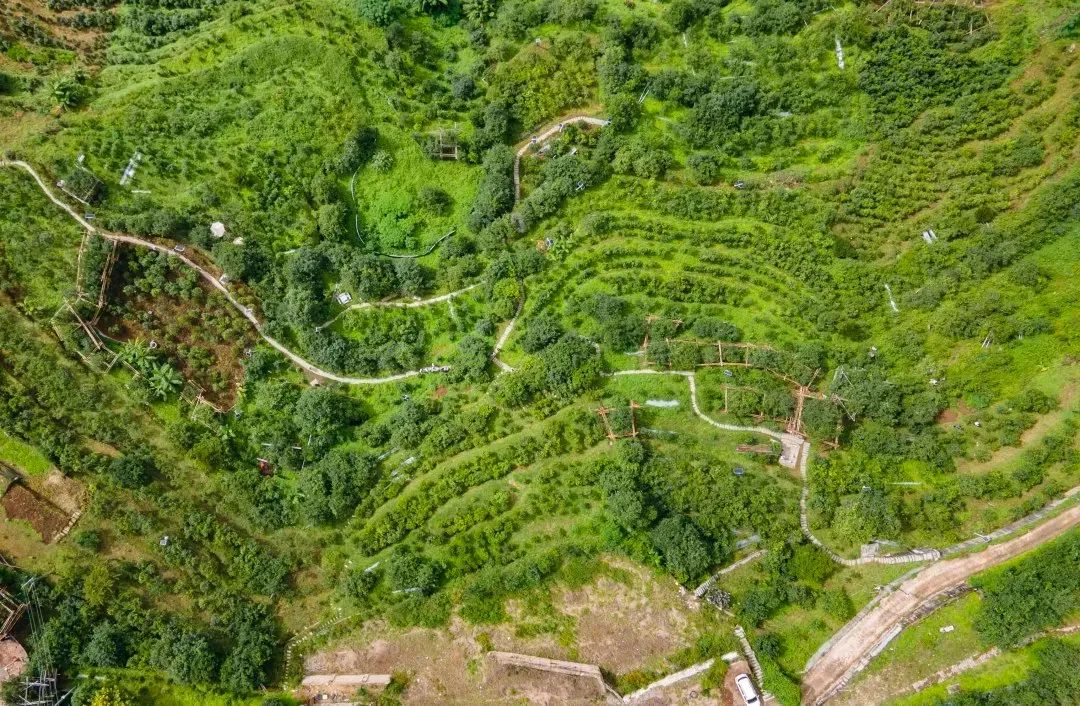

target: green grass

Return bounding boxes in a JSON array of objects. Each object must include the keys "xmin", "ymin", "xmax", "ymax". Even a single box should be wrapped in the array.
[
  {"xmin": 885, "ymin": 632, "xmax": 1080, "ymax": 706},
  {"xmin": 0, "ymin": 432, "xmax": 53, "ymax": 476}
]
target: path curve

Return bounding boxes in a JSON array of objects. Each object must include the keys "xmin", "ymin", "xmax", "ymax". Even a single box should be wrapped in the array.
[
  {"xmin": 611, "ymin": 369, "xmax": 937, "ymax": 567},
  {"xmin": 800, "ymin": 503, "xmax": 1080, "ymax": 705},
  {"xmin": 514, "ymin": 114, "xmax": 609, "ymax": 202},
  {"xmin": 2, "ymin": 160, "xmax": 445, "ymax": 385},
  {"xmin": 316, "ymin": 283, "xmax": 481, "ymax": 331}
]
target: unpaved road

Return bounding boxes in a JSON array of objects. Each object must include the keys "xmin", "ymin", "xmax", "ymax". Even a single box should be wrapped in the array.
[{"xmin": 801, "ymin": 503, "xmax": 1080, "ymax": 705}]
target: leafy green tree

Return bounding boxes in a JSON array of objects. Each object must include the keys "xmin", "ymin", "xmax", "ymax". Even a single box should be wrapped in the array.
[
  {"xmin": 109, "ymin": 449, "xmax": 156, "ymax": 488},
  {"xmin": 417, "ymin": 186, "xmax": 451, "ymax": 215},
  {"xmin": 684, "ymin": 82, "xmax": 761, "ymax": 148},
  {"xmin": 317, "ymin": 203, "xmax": 349, "ymax": 243},
  {"xmin": 820, "ymin": 588, "xmax": 853, "ymax": 620},
  {"xmin": 150, "ymin": 627, "xmax": 218, "ymax": 686},
  {"xmin": 219, "ymin": 603, "xmax": 277, "ymax": 694},
  {"xmin": 450, "ymin": 334, "xmax": 491, "ymax": 383},
  {"xmin": 342, "ymin": 567, "xmax": 379, "ymax": 601},
  {"xmin": 371, "ymin": 150, "xmax": 395, "ymax": 172},
  {"xmin": 393, "ymin": 259, "xmax": 427, "ymax": 296},
  {"xmin": 520, "ymin": 315, "xmax": 563, "ymax": 353},
  {"xmin": 605, "ymin": 93, "xmax": 641, "ymax": 132},
  {"xmin": 387, "ymin": 551, "xmax": 442, "ymax": 595},
  {"xmin": 338, "ymin": 126, "xmax": 379, "ymax": 173},
  {"xmin": 539, "ymin": 335, "xmax": 601, "ymax": 397},
  {"xmin": 149, "ymin": 362, "xmax": 183, "ymax": 400},
  {"xmin": 82, "ymin": 622, "xmax": 126, "ymax": 668},
  {"xmin": 299, "ymin": 449, "xmax": 378, "ymax": 524},
  {"xmin": 88, "ymin": 686, "xmax": 133, "ymax": 706},
  {"xmin": 468, "ymin": 145, "xmax": 515, "ymax": 233},
  {"xmin": 344, "ymin": 253, "xmax": 397, "ymax": 300},
  {"xmin": 650, "ymin": 516, "xmax": 712, "ymax": 582}
]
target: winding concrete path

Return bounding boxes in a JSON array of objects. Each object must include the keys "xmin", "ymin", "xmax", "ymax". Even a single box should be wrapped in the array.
[
  {"xmin": 513, "ymin": 114, "xmax": 609, "ymax": 202},
  {"xmin": 611, "ymin": 369, "xmax": 938, "ymax": 567},
  {"xmin": 2, "ymin": 160, "xmax": 445, "ymax": 385},
  {"xmin": 316, "ymin": 283, "xmax": 481, "ymax": 331}
]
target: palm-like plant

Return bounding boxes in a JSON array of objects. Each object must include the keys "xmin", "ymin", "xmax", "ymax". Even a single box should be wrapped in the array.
[
  {"xmin": 149, "ymin": 362, "xmax": 183, "ymax": 400},
  {"xmin": 119, "ymin": 338, "xmax": 153, "ymax": 374}
]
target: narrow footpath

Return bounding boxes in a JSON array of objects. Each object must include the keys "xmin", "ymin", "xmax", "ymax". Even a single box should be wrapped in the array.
[{"xmin": 2, "ymin": 160, "xmax": 444, "ymax": 385}]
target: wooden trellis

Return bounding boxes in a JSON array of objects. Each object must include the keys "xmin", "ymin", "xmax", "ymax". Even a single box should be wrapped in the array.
[
  {"xmin": 596, "ymin": 401, "xmax": 641, "ymax": 444},
  {"xmin": 90, "ymin": 239, "xmax": 119, "ymax": 325},
  {"xmin": 49, "ymin": 301, "xmax": 119, "ymax": 373},
  {"xmin": 0, "ymin": 588, "xmax": 27, "ymax": 639}
]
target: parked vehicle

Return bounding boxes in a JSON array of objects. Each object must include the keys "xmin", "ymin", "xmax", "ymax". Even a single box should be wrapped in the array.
[{"xmin": 735, "ymin": 673, "xmax": 761, "ymax": 705}]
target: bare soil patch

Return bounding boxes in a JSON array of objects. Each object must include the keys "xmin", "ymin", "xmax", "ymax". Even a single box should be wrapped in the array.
[
  {"xmin": 1, "ymin": 0, "xmax": 115, "ymax": 63},
  {"xmin": 97, "ymin": 247, "xmax": 256, "ymax": 407},
  {"xmin": 552, "ymin": 560, "xmax": 696, "ymax": 673},
  {"xmin": 1, "ymin": 485, "xmax": 68, "ymax": 543},
  {"xmin": 305, "ymin": 557, "xmax": 713, "ymax": 704}
]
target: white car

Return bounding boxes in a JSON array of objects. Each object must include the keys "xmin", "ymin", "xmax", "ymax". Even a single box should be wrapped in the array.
[{"xmin": 735, "ymin": 673, "xmax": 761, "ymax": 705}]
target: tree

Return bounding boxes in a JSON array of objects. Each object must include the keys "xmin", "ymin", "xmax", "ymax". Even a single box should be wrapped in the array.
[
  {"xmin": 82, "ymin": 623, "xmax": 126, "ymax": 668},
  {"xmin": 356, "ymin": 0, "xmax": 401, "ymax": 26},
  {"xmin": 338, "ymin": 126, "xmax": 379, "ymax": 173},
  {"xmin": 468, "ymin": 145, "xmax": 515, "ymax": 233},
  {"xmin": 605, "ymin": 93, "xmax": 641, "ymax": 132},
  {"xmin": 118, "ymin": 339, "xmax": 153, "ymax": 374},
  {"xmin": 344, "ymin": 253, "xmax": 397, "ymax": 300},
  {"xmin": 684, "ymin": 82, "xmax": 761, "ymax": 148},
  {"xmin": 602, "ymin": 473, "xmax": 656, "ymax": 532},
  {"xmin": 219, "ymin": 603, "xmax": 277, "ymax": 694},
  {"xmin": 802, "ymin": 398, "xmax": 841, "ymax": 438},
  {"xmin": 109, "ymin": 449, "xmax": 156, "ymax": 488},
  {"xmin": 371, "ymin": 150, "xmax": 395, "ymax": 172},
  {"xmin": 393, "ymin": 259, "xmax": 427, "ymax": 296},
  {"xmin": 687, "ymin": 153, "xmax": 723, "ymax": 185},
  {"xmin": 539, "ymin": 335, "xmax": 601, "ymax": 397},
  {"xmin": 520, "ymin": 315, "xmax": 563, "ymax": 353},
  {"xmin": 650, "ymin": 516, "xmax": 712, "ymax": 582},
  {"xmin": 342, "ymin": 567, "xmax": 379, "ymax": 601},
  {"xmin": 417, "ymin": 186, "xmax": 451, "ymax": 215},
  {"xmin": 148, "ymin": 362, "xmax": 183, "ymax": 400},
  {"xmin": 89, "ymin": 686, "xmax": 133, "ymax": 706},
  {"xmin": 387, "ymin": 551, "xmax": 442, "ymax": 595},
  {"xmin": 294, "ymin": 386, "xmax": 359, "ymax": 445},
  {"xmin": 151, "ymin": 627, "xmax": 218, "ymax": 686},
  {"xmin": 317, "ymin": 203, "xmax": 349, "ymax": 243},
  {"xmin": 450, "ymin": 334, "xmax": 491, "ymax": 383},
  {"xmin": 299, "ymin": 449, "xmax": 378, "ymax": 524}
]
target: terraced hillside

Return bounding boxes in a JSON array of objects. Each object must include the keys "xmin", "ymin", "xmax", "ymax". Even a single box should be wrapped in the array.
[{"xmin": 0, "ymin": 0, "xmax": 1078, "ymax": 704}]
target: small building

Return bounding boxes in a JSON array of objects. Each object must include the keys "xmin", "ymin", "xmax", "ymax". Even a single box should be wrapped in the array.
[
  {"xmin": 335, "ymin": 292, "xmax": 353, "ymax": 306},
  {"xmin": 210, "ymin": 222, "xmax": 226, "ymax": 238}
]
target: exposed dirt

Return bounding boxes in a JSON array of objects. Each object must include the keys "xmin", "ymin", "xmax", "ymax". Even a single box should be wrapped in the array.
[
  {"xmin": 1, "ymin": 485, "xmax": 68, "ymax": 543},
  {"xmin": 304, "ymin": 624, "xmax": 613, "ymax": 705},
  {"xmin": 1, "ymin": 0, "xmax": 115, "ymax": 62},
  {"xmin": 39, "ymin": 469, "xmax": 83, "ymax": 515},
  {"xmin": 303, "ymin": 557, "xmax": 711, "ymax": 704},
  {"xmin": 722, "ymin": 661, "xmax": 749, "ymax": 706},
  {"xmin": 802, "ymin": 504, "xmax": 1080, "ymax": 705},
  {"xmin": 96, "ymin": 246, "xmax": 256, "ymax": 408},
  {"xmin": 83, "ymin": 439, "xmax": 120, "ymax": 459},
  {"xmin": 0, "ymin": 639, "xmax": 28, "ymax": 684},
  {"xmin": 550, "ymin": 560, "xmax": 697, "ymax": 673}
]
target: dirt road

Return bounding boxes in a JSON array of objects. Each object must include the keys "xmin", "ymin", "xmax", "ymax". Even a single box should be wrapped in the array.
[{"xmin": 801, "ymin": 503, "xmax": 1080, "ymax": 705}]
